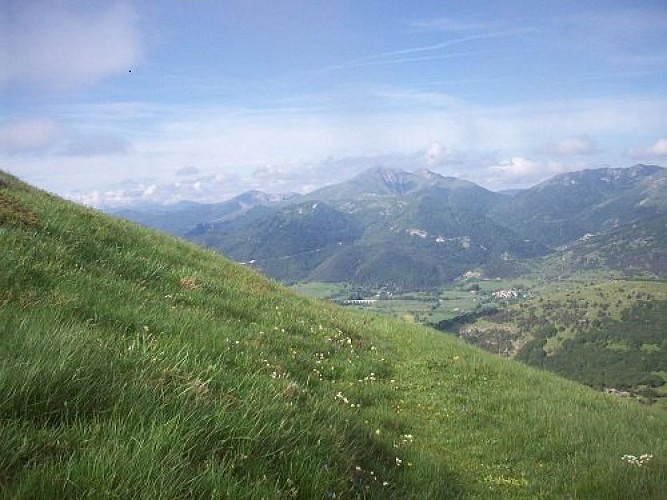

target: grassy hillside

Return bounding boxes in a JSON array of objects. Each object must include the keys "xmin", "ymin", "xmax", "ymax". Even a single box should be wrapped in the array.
[{"xmin": 2, "ymin": 170, "xmax": 667, "ymax": 498}]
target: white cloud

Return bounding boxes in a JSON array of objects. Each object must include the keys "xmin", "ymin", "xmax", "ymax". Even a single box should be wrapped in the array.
[
  {"xmin": 6, "ymin": 90, "xmax": 667, "ymax": 200},
  {"xmin": 648, "ymin": 138, "xmax": 667, "ymax": 156},
  {"xmin": 628, "ymin": 138, "xmax": 667, "ymax": 159},
  {"xmin": 493, "ymin": 157, "xmax": 542, "ymax": 176},
  {"xmin": 1, "ymin": 1, "xmax": 141, "ymax": 89},
  {"xmin": 249, "ymin": 152, "xmax": 422, "ymax": 194},
  {"xmin": 544, "ymin": 135, "xmax": 599, "ymax": 156},
  {"xmin": 470, "ymin": 157, "xmax": 581, "ymax": 190},
  {"xmin": 66, "ymin": 171, "xmax": 242, "ymax": 208},
  {"xmin": 376, "ymin": 29, "xmax": 531, "ymax": 59},
  {"xmin": 320, "ymin": 27, "xmax": 531, "ymax": 73},
  {"xmin": 0, "ymin": 118, "xmax": 130, "ymax": 158}
]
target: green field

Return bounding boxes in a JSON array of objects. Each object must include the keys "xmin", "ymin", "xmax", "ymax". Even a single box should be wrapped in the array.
[
  {"xmin": 2, "ymin": 170, "xmax": 667, "ymax": 498},
  {"xmin": 290, "ymin": 279, "xmax": 522, "ymax": 323}
]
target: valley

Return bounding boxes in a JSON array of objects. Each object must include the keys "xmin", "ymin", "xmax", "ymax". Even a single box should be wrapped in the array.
[{"xmin": 290, "ymin": 278, "xmax": 521, "ymax": 325}]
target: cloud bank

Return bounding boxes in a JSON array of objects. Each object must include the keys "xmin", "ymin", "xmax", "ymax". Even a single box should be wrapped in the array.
[
  {"xmin": 9, "ymin": 90, "xmax": 667, "ymax": 206},
  {"xmin": 544, "ymin": 135, "xmax": 599, "ymax": 157},
  {"xmin": 67, "ymin": 171, "xmax": 241, "ymax": 208},
  {"xmin": 628, "ymin": 138, "xmax": 667, "ymax": 160}
]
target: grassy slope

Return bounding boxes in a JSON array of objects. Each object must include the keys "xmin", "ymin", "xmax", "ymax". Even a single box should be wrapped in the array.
[{"xmin": 1, "ymin": 171, "xmax": 666, "ymax": 498}]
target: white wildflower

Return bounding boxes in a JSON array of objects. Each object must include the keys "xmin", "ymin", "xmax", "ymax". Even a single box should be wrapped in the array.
[{"xmin": 622, "ymin": 453, "xmax": 653, "ymax": 466}]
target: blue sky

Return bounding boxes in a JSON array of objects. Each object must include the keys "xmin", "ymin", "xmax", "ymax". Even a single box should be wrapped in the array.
[{"xmin": 2, "ymin": 0, "xmax": 667, "ymax": 206}]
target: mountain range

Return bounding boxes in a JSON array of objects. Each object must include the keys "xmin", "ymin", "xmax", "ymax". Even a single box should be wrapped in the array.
[{"xmin": 114, "ymin": 164, "xmax": 667, "ymax": 289}]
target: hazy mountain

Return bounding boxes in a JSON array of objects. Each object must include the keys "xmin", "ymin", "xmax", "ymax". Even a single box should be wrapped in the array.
[
  {"xmin": 496, "ymin": 188, "xmax": 525, "ymax": 196},
  {"xmin": 490, "ymin": 164, "xmax": 667, "ymax": 248},
  {"xmin": 304, "ymin": 166, "xmax": 458, "ymax": 198},
  {"xmin": 302, "ymin": 167, "xmax": 500, "ymax": 213},
  {"xmin": 189, "ymin": 201, "xmax": 363, "ymax": 282},
  {"xmin": 190, "ymin": 167, "xmax": 546, "ymax": 288},
  {"xmin": 112, "ymin": 164, "xmax": 667, "ymax": 289},
  {"xmin": 113, "ymin": 190, "xmax": 292, "ymax": 236}
]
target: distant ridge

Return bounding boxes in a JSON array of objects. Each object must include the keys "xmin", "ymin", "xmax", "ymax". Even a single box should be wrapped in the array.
[
  {"xmin": 112, "ymin": 189, "xmax": 292, "ymax": 236},
  {"xmin": 114, "ymin": 164, "xmax": 667, "ymax": 288},
  {"xmin": 490, "ymin": 164, "xmax": 667, "ymax": 247}
]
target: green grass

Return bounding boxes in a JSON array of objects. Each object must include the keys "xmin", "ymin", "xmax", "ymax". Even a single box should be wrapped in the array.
[{"xmin": 2, "ymin": 170, "xmax": 667, "ymax": 498}]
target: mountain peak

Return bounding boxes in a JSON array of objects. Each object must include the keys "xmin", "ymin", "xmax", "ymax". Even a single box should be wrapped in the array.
[
  {"xmin": 350, "ymin": 167, "xmax": 417, "ymax": 195},
  {"xmin": 377, "ymin": 168, "xmax": 414, "ymax": 194},
  {"xmin": 414, "ymin": 168, "xmax": 444, "ymax": 180},
  {"xmin": 362, "ymin": 166, "xmax": 409, "ymax": 178}
]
